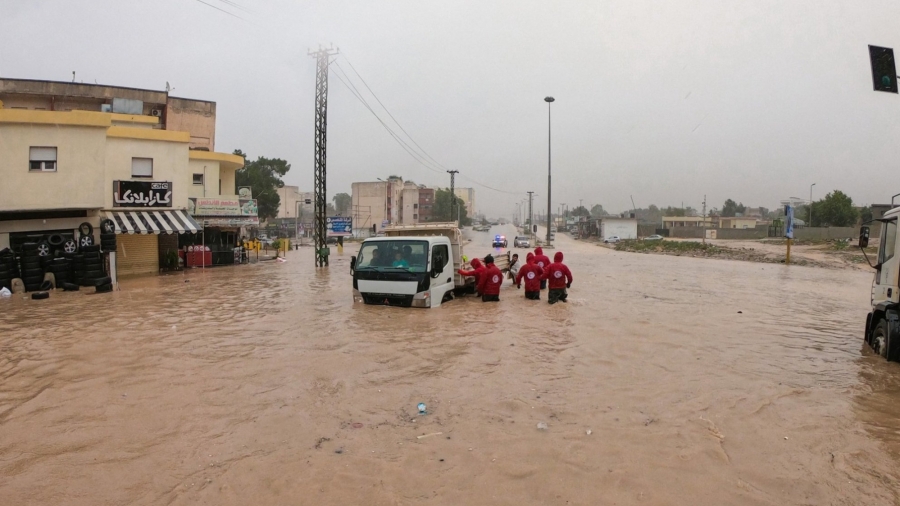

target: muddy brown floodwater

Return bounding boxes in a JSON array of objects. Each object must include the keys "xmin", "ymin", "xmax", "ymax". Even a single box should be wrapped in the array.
[{"xmin": 2, "ymin": 226, "xmax": 899, "ymax": 505}]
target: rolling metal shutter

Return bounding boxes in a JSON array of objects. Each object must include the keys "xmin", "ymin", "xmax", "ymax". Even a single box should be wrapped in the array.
[{"xmin": 116, "ymin": 234, "xmax": 158, "ymax": 277}]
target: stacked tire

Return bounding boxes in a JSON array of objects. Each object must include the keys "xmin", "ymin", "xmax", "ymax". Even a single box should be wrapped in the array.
[
  {"xmin": 99, "ymin": 219, "xmax": 117, "ymax": 252},
  {"xmin": 19, "ymin": 243, "xmax": 44, "ymax": 292},
  {"xmin": 80, "ymin": 245, "xmax": 105, "ymax": 286},
  {"xmin": 0, "ymin": 248, "xmax": 17, "ymax": 290},
  {"xmin": 47, "ymin": 257, "xmax": 70, "ymax": 286}
]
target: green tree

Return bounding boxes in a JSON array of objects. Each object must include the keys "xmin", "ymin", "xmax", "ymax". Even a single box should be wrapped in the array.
[
  {"xmin": 722, "ymin": 199, "xmax": 746, "ymax": 217},
  {"xmin": 662, "ymin": 206, "xmax": 687, "ymax": 217},
  {"xmin": 590, "ymin": 204, "xmax": 606, "ymax": 217},
  {"xmin": 233, "ymin": 150, "xmax": 290, "ymax": 221},
  {"xmin": 571, "ymin": 205, "xmax": 590, "ymax": 217},
  {"xmin": 810, "ymin": 190, "xmax": 858, "ymax": 227},
  {"xmin": 333, "ymin": 193, "xmax": 351, "ymax": 215},
  {"xmin": 860, "ymin": 206, "xmax": 873, "ymax": 223},
  {"xmin": 433, "ymin": 188, "xmax": 470, "ymax": 225}
]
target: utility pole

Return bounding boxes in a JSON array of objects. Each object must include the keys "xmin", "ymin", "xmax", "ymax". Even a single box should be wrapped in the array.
[
  {"xmin": 447, "ymin": 170, "xmax": 459, "ymax": 224},
  {"xmin": 309, "ymin": 45, "xmax": 338, "ymax": 267},
  {"xmin": 702, "ymin": 194, "xmax": 707, "ymax": 244},
  {"xmin": 544, "ymin": 96, "xmax": 555, "ymax": 247},
  {"xmin": 527, "ymin": 191, "xmax": 535, "ymax": 243}
]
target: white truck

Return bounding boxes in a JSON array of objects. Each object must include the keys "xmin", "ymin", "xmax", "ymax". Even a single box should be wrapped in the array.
[
  {"xmin": 350, "ymin": 222, "xmax": 509, "ymax": 308},
  {"xmin": 860, "ymin": 213, "xmax": 900, "ymax": 361}
]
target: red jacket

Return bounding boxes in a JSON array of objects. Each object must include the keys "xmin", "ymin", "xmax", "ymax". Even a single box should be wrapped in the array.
[
  {"xmin": 458, "ymin": 258, "xmax": 485, "ymax": 286},
  {"xmin": 533, "ymin": 247, "xmax": 551, "ymax": 272},
  {"xmin": 478, "ymin": 263, "xmax": 504, "ymax": 296},
  {"xmin": 544, "ymin": 252, "xmax": 573, "ymax": 289},
  {"xmin": 516, "ymin": 256, "xmax": 544, "ymax": 292}
]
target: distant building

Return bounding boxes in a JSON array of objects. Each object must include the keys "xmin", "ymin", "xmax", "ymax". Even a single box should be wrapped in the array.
[
  {"xmin": 418, "ymin": 187, "xmax": 435, "ymax": 222},
  {"xmin": 600, "ymin": 217, "xmax": 638, "ymax": 240},
  {"xmin": 453, "ymin": 187, "xmax": 475, "ymax": 217},
  {"xmin": 351, "ymin": 178, "xmax": 440, "ymax": 236},
  {"xmin": 275, "ymin": 185, "xmax": 314, "ymax": 228},
  {"xmin": 662, "ymin": 216, "xmax": 714, "ymax": 228},
  {"xmin": 719, "ymin": 217, "xmax": 758, "ymax": 229}
]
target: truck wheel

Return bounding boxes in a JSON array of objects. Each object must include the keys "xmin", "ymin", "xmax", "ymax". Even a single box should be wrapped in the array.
[{"xmin": 871, "ymin": 320, "xmax": 894, "ymax": 359}]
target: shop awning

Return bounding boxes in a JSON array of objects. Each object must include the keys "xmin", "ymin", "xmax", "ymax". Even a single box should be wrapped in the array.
[{"xmin": 104, "ymin": 210, "xmax": 201, "ymax": 234}]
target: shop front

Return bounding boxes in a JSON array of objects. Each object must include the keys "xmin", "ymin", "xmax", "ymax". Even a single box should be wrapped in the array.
[{"xmin": 188, "ymin": 197, "xmax": 259, "ymax": 267}]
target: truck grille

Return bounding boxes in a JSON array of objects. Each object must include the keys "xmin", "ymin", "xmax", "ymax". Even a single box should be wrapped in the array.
[{"xmin": 362, "ymin": 293, "xmax": 414, "ymax": 307}]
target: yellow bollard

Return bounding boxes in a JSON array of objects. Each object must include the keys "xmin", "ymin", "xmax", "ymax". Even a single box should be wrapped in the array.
[{"xmin": 786, "ymin": 238, "xmax": 791, "ymax": 265}]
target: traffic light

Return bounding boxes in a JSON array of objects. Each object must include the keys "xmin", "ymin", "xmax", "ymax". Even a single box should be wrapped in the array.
[{"xmin": 869, "ymin": 45, "xmax": 897, "ymax": 93}]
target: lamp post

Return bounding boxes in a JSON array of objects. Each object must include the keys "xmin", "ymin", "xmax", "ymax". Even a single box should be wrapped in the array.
[
  {"xmin": 809, "ymin": 183, "xmax": 816, "ymax": 227},
  {"xmin": 544, "ymin": 96, "xmax": 555, "ymax": 246}
]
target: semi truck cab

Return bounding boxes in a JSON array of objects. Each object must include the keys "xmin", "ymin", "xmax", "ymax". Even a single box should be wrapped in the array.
[{"xmin": 860, "ymin": 209, "xmax": 900, "ymax": 361}]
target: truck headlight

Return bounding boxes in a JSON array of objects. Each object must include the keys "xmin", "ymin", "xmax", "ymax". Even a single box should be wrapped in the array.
[
  {"xmin": 353, "ymin": 289, "xmax": 363, "ymax": 303},
  {"xmin": 411, "ymin": 291, "xmax": 431, "ymax": 308}
]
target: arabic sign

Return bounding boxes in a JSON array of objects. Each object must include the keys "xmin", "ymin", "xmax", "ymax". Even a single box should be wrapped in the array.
[
  {"xmin": 327, "ymin": 216, "xmax": 352, "ymax": 236},
  {"xmin": 199, "ymin": 216, "xmax": 261, "ymax": 227},
  {"xmin": 784, "ymin": 205, "xmax": 794, "ymax": 239},
  {"xmin": 189, "ymin": 198, "xmax": 258, "ymax": 217},
  {"xmin": 113, "ymin": 181, "xmax": 173, "ymax": 207}
]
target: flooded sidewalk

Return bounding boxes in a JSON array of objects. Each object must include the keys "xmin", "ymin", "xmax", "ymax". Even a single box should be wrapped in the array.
[{"xmin": 1, "ymin": 231, "xmax": 898, "ymax": 505}]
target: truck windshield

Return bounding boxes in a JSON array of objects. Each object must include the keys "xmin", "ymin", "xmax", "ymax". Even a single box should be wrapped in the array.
[{"xmin": 357, "ymin": 240, "xmax": 429, "ymax": 272}]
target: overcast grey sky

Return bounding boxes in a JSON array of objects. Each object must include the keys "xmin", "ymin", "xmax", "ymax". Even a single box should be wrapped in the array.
[{"xmin": 2, "ymin": 0, "xmax": 899, "ymax": 218}]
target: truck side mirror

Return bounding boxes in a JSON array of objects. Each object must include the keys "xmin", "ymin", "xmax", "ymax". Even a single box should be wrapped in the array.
[
  {"xmin": 350, "ymin": 255, "xmax": 357, "ymax": 274},
  {"xmin": 859, "ymin": 226, "xmax": 870, "ymax": 249}
]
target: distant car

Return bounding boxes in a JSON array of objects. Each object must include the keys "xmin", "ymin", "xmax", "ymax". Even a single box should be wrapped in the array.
[
  {"xmin": 492, "ymin": 234, "xmax": 508, "ymax": 248},
  {"xmin": 514, "ymin": 236, "xmax": 530, "ymax": 248},
  {"xmin": 603, "ymin": 236, "xmax": 621, "ymax": 244},
  {"xmin": 643, "ymin": 235, "xmax": 664, "ymax": 241}
]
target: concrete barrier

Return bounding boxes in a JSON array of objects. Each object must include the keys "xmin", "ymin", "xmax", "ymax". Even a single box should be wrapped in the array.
[{"xmin": 792, "ymin": 227, "xmax": 857, "ymax": 240}]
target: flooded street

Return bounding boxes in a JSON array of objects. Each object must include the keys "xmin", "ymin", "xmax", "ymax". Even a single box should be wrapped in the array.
[{"xmin": 2, "ymin": 226, "xmax": 899, "ymax": 505}]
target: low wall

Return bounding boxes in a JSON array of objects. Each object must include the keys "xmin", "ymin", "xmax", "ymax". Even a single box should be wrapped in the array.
[
  {"xmin": 667, "ymin": 227, "xmax": 767, "ymax": 240},
  {"xmin": 792, "ymin": 227, "xmax": 857, "ymax": 240}
]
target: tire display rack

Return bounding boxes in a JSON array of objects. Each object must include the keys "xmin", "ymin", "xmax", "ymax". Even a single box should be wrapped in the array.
[{"xmin": 3, "ymin": 221, "xmax": 117, "ymax": 294}]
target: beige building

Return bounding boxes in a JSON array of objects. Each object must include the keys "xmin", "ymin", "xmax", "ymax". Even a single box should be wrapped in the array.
[
  {"xmin": 351, "ymin": 181, "xmax": 390, "ymax": 236},
  {"xmin": 662, "ymin": 216, "xmax": 714, "ymax": 228},
  {"xmin": 718, "ymin": 217, "xmax": 758, "ymax": 229},
  {"xmin": 276, "ymin": 185, "xmax": 314, "ymax": 224},
  {"xmin": 453, "ymin": 187, "xmax": 475, "ymax": 217},
  {"xmin": 0, "ymin": 79, "xmax": 243, "ymax": 279}
]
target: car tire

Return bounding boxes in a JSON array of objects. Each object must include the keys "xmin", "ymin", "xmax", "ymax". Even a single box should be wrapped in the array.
[
  {"xmin": 80, "ymin": 244, "xmax": 100, "ymax": 253},
  {"xmin": 31, "ymin": 291, "xmax": 50, "ymax": 300},
  {"xmin": 79, "ymin": 235, "xmax": 95, "ymax": 248},
  {"xmin": 63, "ymin": 238, "xmax": 78, "ymax": 254},
  {"xmin": 95, "ymin": 283, "xmax": 113, "ymax": 294},
  {"xmin": 36, "ymin": 240, "xmax": 52, "ymax": 257},
  {"xmin": 89, "ymin": 276, "xmax": 112, "ymax": 287},
  {"xmin": 20, "ymin": 242, "xmax": 38, "ymax": 253},
  {"xmin": 47, "ymin": 234, "xmax": 65, "ymax": 247},
  {"xmin": 39, "ymin": 280, "xmax": 53, "ymax": 291},
  {"xmin": 61, "ymin": 282, "xmax": 80, "ymax": 291},
  {"xmin": 79, "ymin": 222, "xmax": 94, "ymax": 237},
  {"xmin": 100, "ymin": 219, "xmax": 116, "ymax": 234},
  {"xmin": 83, "ymin": 270, "xmax": 103, "ymax": 280}
]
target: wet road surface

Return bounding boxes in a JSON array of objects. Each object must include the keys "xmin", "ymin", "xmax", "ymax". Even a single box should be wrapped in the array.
[{"xmin": 1, "ymin": 226, "xmax": 899, "ymax": 505}]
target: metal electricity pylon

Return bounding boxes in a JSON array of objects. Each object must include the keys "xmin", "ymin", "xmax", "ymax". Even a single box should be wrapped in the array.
[
  {"xmin": 447, "ymin": 170, "xmax": 459, "ymax": 223},
  {"xmin": 309, "ymin": 45, "xmax": 338, "ymax": 267}
]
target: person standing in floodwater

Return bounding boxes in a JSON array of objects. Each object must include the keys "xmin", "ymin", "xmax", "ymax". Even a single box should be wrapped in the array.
[
  {"xmin": 516, "ymin": 252, "xmax": 544, "ymax": 300},
  {"xmin": 544, "ymin": 251, "xmax": 573, "ymax": 304},
  {"xmin": 533, "ymin": 247, "xmax": 551, "ymax": 290},
  {"xmin": 478, "ymin": 255, "xmax": 503, "ymax": 302},
  {"xmin": 458, "ymin": 257, "xmax": 486, "ymax": 296}
]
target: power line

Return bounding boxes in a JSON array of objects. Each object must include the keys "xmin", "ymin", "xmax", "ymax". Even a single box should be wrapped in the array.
[
  {"xmin": 191, "ymin": 0, "xmax": 244, "ymax": 19},
  {"xmin": 334, "ymin": 56, "xmax": 520, "ymax": 195},
  {"xmin": 217, "ymin": 0, "xmax": 252, "ymax": 14}
]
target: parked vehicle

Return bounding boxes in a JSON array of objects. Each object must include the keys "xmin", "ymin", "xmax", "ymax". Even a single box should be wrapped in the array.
[
  {"xmin": 860, "ymin": 218, "xmax": 900, "ymax": 361},
  {"xmin": 604, "ymin": 236, "xmax": 621, "ymax": 244},
  {"xmin": 351, "ymin": 222, "xmax": 509, "ymax": 308},
  {"xmin": 492, "ymin": 235, "xmax": 508, "ymax": 248},
  {"xmin": 514, "ymin": 236, "xmax": 531, "ymax": 248},
  {"xmin": 644, "ymin": 234, "xmax": 664, "ymax": 241}
]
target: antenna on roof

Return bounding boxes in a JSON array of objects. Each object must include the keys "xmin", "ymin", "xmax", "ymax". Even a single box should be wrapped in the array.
[
  {"xmin": 165, "ymin": 81, "xmax": 174, "ymax": 93},
  {"xmin": 72, "ymin": 71, "xmax": 75, "ymax": 83}
]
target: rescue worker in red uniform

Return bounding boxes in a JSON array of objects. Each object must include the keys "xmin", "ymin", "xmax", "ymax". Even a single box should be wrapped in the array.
[
  {"xmin": 458, "ymin": 257, "xmax": 485, "ymax": 295},
  {"xmin": 477, "ymin": 254, "xmax": 503, "ymax": 302},
  {"xmin": 515, "ymin": 252, "xmax": 544, "ymax": 300},
  {"xmin": 544, "ymin": 251, "xmax": 573, "ymax": 304},
  {"xmin": 533, "ymin": 247, "xmax": 552, "ymax": 290}
]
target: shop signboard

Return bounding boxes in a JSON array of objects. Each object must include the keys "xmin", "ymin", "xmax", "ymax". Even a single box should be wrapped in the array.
[
  {"xmin": 784, "ymin": 205, "xmax": 794, "ymax": 239},
  {"xmin": 326, "ymin": 216, "xmax": 352, "ymax": 237},
  {"xmin": 113, "ymin": 181, "xmax": 173, "ymax": 207},
  {"xmin": 189, "ymin": 198, "xmax": 258, "ymax": 217}
]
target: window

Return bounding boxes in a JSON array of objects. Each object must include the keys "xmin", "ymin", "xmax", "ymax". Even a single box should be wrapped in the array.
[
  {"xmin": 132, "ymin": 157, "xmax": 153, "ymax": 178},
  {"xmin": 193, "ymin": 173, "xmax": 204, "ymax": 185},
  {"xmin": 219, "ymin": 179, "xmax": 222, "ymax": 194},
  {"xmin": 413, "ymin": 203, "xmax": 418, "ymax": 209},
  {"xmin": 413, "ymin": 214, "xmax": 418, "ymax": 219},
  {"xmin": 29, "ymin": 147, "xmax": 57, "ymax": 172},
  {"xmin": 881, "ymin": 220, "xmax": 897, "ymax": 264}
]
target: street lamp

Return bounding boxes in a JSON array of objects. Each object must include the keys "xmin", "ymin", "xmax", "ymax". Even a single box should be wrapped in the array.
[
  {"xmin": 809, "ymin": 183, "xmax": 816, "ymax": 227},
  {"xmin": 544, "ymin": 96, "xmax": 555, "ymax": 246}
]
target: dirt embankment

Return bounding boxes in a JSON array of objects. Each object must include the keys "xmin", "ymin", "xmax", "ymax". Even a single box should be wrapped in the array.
[{"xmin": 613, "ymin": 238, "xmax": 875, "ymax": 270}]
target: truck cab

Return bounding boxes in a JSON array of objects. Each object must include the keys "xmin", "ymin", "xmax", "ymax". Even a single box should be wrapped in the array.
[
  {"xmin": 861, "ymin": 209, "xmax": 900, "ymax": 361},
  {"xmin": 351, "ymin": 236, "xmax": 455, "ymax": 308}
]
